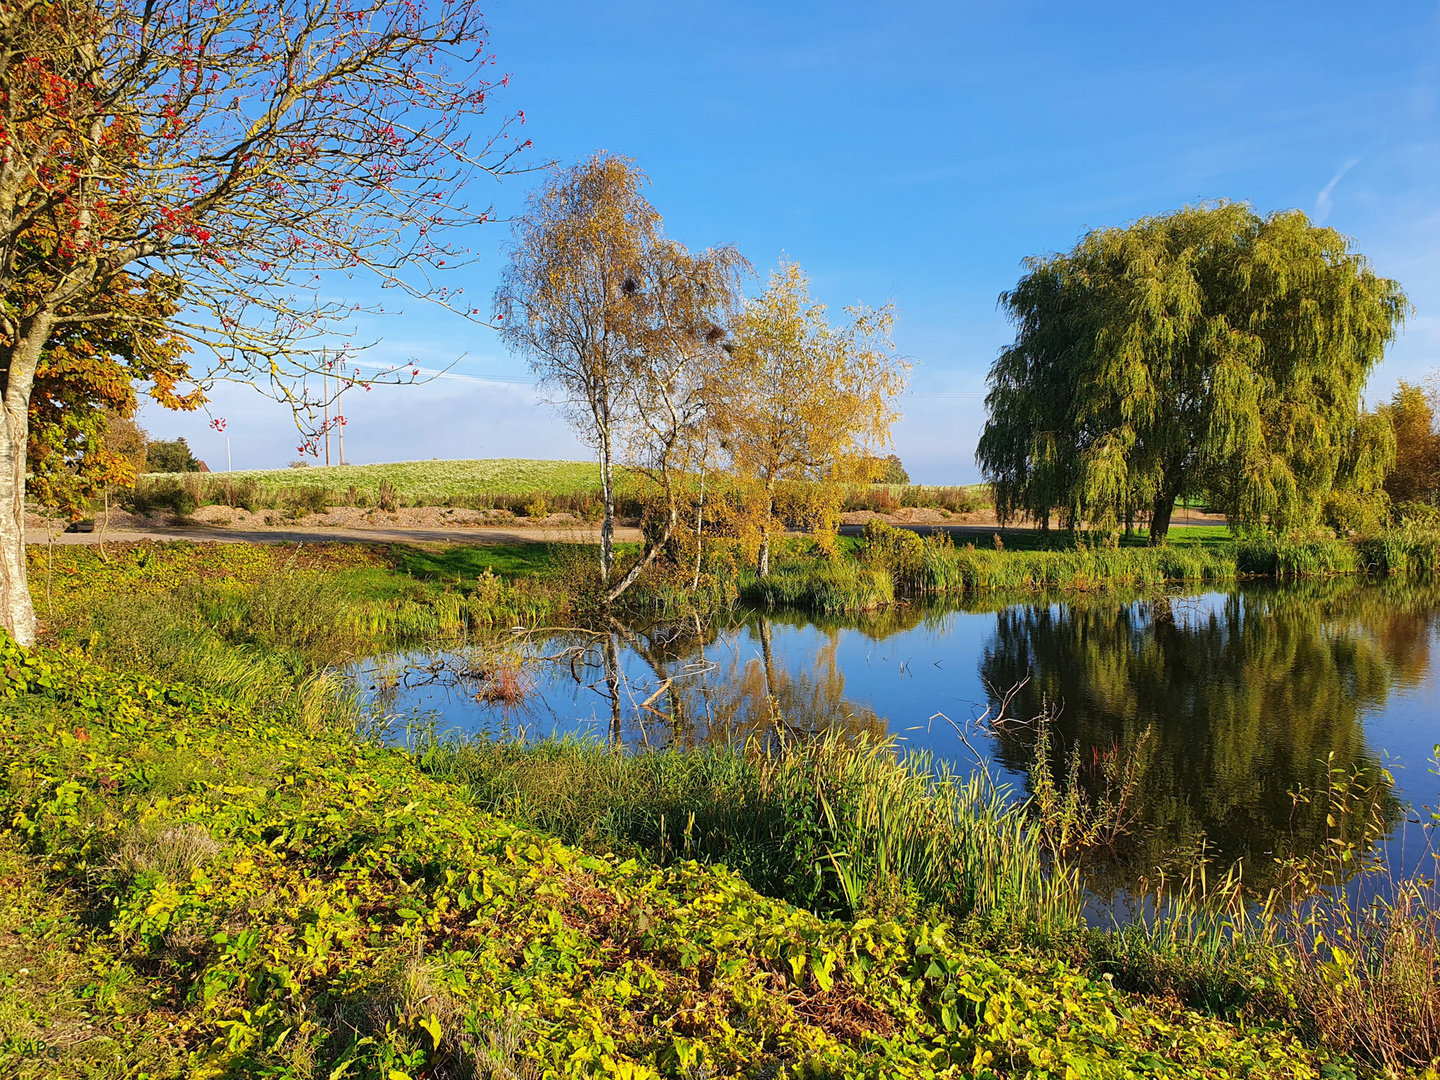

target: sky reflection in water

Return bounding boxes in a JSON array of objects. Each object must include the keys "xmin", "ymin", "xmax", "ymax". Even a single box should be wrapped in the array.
[{"xmin": 355, "ymin": 579, "xmax": 1440, "ymax": 894}]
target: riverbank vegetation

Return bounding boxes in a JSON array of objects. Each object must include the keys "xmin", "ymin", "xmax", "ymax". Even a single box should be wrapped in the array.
[
  {"xmin": 5, "ymin": 589, "xmax": 1439, "ymax": 1075},
  {"xmin": 6, "ymin": 633, "xmax": 1388, "ymax": 1079}
]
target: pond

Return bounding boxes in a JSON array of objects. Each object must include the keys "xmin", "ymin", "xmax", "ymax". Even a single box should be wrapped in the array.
[{"xmin": 355, "ymin": 577, "xmax": 1440, "ymax": 897}]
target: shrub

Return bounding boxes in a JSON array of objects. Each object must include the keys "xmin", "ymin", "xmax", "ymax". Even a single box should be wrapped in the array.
[
  {"xmin": 1323, "ymin": 489, "xmax": 1389, "ymax": 537},
  {"xmin": 1395, "ymin": 500, "xmax": 1440, "ymax": 528},
  {"xmin": 127, "ymin": 476, "xmax": 198, "ymax": 516},
  {"xmin": 377, "ymin": 479, "xmax": 397, "ymax": 512},
  {"xmin": 284, "ymin": 485, "xmax": 331, "ymax": 517},
  {"xmin": 859, "ymin": 518, "xmax": 926, "ymax": 590}
]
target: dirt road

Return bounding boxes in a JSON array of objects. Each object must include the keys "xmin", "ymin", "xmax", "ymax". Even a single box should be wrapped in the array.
[{"xmin": 25, "ymin": 522, "xmax": 645, "ymax": 547}]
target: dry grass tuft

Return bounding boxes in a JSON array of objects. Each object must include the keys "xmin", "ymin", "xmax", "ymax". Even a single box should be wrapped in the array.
[{"xmin": 111, "ymin": 820, "xmax": 223, "ymax": 880}]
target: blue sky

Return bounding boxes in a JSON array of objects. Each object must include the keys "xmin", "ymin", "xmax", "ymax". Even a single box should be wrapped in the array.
[{"xmin": 151, "ymin": 1, "xmax": 1440, "ymax": 482}]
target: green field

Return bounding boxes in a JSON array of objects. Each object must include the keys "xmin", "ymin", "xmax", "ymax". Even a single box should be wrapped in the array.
[{"xmin": 146, "ymin": 458, "xmax": 612, "ymax": 501}]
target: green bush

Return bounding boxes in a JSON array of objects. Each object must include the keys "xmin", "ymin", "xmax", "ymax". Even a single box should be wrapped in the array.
[
  {"xmin": 859, "ymin": 518, "xmax": 927, "ymax": 590},
  {"xmin": 282, "ymin": 484, "xmax": 331, "ymax": 517},
  {"xmin": 127, "ymin": 476, "xmax": 199, "ymax": 516}
]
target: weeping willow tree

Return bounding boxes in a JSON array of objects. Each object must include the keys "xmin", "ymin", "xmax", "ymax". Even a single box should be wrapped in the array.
[{"xmin": 977, "ymin": 203, "xmax": 1408, "ymax": 542}]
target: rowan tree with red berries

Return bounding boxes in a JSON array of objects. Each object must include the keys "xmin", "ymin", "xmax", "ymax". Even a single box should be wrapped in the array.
[{"xmin": 0, "ymin": 0, "xmax": 524, "ymax": 643}]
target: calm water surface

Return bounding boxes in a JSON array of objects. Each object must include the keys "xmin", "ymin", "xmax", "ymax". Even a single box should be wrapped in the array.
[{"xmin": 357, "ymin": 578, "xmax": 1440, "ymax": 893}]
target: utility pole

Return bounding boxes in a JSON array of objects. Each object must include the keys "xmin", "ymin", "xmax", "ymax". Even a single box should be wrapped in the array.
[
  {"xmin": 322, "ymin": 368, "xmax": 331, "ymax": 466},
  {"xmin": 226, "ymin": 436, "xmax": 232, "ymax": 472},
  {"xmin": 337, "ymin": 378, "xmax": 345, "ymax": 466}
]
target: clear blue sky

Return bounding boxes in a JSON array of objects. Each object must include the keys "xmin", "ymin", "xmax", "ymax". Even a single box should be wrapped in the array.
[{"xmin": 153, "ymin": 1, "xmax": 1440, "ymax": 482}]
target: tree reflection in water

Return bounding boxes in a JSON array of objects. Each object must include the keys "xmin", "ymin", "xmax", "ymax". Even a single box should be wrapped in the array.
[
  {"xmin": 979, "ymin": 579, "xmax": 1439, "ymax": 894},
  {"xmin": 361, "ymin": 579, "xmax": 1438, "ymax": 898}
]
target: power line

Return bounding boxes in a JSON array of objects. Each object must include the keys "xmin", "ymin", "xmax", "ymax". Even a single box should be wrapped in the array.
[{"xmin": 349, "ymin": 361, "xmax": 987, "ymax": 399}]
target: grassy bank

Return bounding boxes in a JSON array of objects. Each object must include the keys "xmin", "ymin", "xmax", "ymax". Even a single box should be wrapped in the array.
[
  {"xmin": 28, "ymin": 543, "xmax": 563, "ymax": 698},
  {"xmin": 7, "ymin": 539, "xmax": 1440, "ymax": 1075},
  {"xmin": 0, "ymin": 637, "xmax": 1367, "ymax": 1079},
  {"xmin": 739, "ymin": 523, "xmax": 1440, "ymax": 615}
]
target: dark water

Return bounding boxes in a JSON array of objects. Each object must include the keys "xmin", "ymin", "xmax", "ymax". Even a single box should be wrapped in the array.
[{"xmin": 357, "ymin": 578, "xmax": 1440, "ymax": 893}]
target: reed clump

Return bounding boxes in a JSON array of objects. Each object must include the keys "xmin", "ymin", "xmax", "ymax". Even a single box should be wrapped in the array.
[
  {"xmin": 417, "ymin": 728, "xmax": 1079, "ymax": 928},
  {"xmin": 739, "ymin": 560, "xmax": 895, "ymax": 613}
]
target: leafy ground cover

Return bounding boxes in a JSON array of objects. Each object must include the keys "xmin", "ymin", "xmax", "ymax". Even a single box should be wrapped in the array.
[{"xmin": 0, "ymin": 636, "xmax": 1357, "ymax": 1079}]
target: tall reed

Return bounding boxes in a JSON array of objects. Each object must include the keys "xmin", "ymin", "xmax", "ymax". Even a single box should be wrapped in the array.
[{"xmin": 416, "ymin": 728, "xmax": 1080, "ymax": 927}]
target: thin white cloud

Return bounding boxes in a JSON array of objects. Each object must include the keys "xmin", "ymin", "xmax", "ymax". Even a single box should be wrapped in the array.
[{"xmin": 1315, "ymin": 158, "xmax": 1362, "ymax": 223}]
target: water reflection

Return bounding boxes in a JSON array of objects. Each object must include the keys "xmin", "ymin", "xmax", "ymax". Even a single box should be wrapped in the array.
[
  {"xmin": 978, "ymin": 581, "xmax": 1439, "ymax": 891},
  {"xmin": 358, "ymin": 579, "xmax": 1440, "ymax": 893}
]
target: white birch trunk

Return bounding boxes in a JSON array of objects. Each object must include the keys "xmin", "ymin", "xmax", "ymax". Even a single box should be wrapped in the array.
[{"xmin": 0, "ymin": 317, "xmax": 49, "ymax": 646}]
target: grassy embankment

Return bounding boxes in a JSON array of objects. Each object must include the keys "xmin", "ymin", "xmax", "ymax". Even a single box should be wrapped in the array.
[
  {"xmin": 4, "ymin": 615, "xmax": 1411, "ymax": 1078},
  {"xmin": 743, "ymin": 522, "xmax": 1440, "ymax": 614},
  {"xmin": 10, "ymin": 540, "xmax": 1440, "ymax": 1076}
]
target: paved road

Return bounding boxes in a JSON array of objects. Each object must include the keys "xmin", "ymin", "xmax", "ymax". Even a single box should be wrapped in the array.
[{"xmin": 25, "ymin": 523, "xmax": 645, "ymax": 547}]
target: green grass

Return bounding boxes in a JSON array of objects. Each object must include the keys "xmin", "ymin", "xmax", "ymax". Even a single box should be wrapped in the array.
[
  {"xmin": 416, "ymin": 730, "xmax": 1075, "ymax": 929},
  {"xmin": 384, "ymin": 541, "xmax": 572, "ymax": 580},
  {"xmin": 740, "ymin": 559, "xmax": 895, "ymax": 613},
  {"xmin": 1123, "ymin": 525, "xmax": 1235, "ymax": 547}
]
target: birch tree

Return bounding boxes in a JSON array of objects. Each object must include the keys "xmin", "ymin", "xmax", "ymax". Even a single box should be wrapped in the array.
[
  {"xmin": 608, "ymin": 240, "xmax": 747, "ymax": 601},
  {"xmin": 494, "ymin": 155, "xmax": 657, "ymax": 588},
  {"xmin": 496, "ymin": 154, "xmax": 746, "ymax": 597},
  {"xmin": 0, "ymin": 0, "xmax": 523, "ymax": 644},
  {"xmin": 717, "ymin": 260, "xmax": 910, "ymax": 576}
]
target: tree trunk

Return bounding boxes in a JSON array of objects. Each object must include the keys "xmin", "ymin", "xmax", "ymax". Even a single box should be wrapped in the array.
[
  {"xmin": 758, "ymin": 615, "xmax": 777, "ymax": 719},
  {"xmin": 1149, "ymin": 490, "xmax": 1178, "ymax": 546},
  {"xmin": 597, "ymin": 418, "xmax": 615, "ymax": 588},
  {"xmin": 758, "ymin": 482, "xmax": 776, "ymax": 578},
  {"xmin": 0, "ymin": 322, "xmax": 47, "ymax": 646},
  {"xmin": 606, "ymin": 497, "xmax": 677, "ymax": 603},
  {"xmin": 692, "ymin": 468, "xmax": 705, "ymax": 591},
  {"xmin": 603, "ymin": 631, "xmax": 621, "ymax": 746}
]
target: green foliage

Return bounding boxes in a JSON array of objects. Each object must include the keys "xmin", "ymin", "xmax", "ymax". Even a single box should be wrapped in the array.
[
  {"xmin": 979, "ymin": 203, "xmax": 1408, "ymax": 541},
  {"xmin": 30, "ymin": 542, "xmax": 562, "ymax": 671},
  {"xmin": 921, "ymin": 539, "xmax": 1236, "ymax": 593},
  {"xmin": 0, "ymin": 638, "xmax": 1354, "ymax": 1079},
  {"xmin": 1323, "ymin": 488, "xmax": 1390, "ymax": 538},
  {"xmin": 127, "ymin": 473, "xmax": 202, "ymax": 516},
  {"xmin": 859, "ymin": 518, "xmax": 929, "ymax": 591},
  {"xmin": 740, "ymin": 560, "xmax": 895, "ymax": 613},
  {"xmin": 1379, "ymin": 381, "xmax": 1440, "ymax": 507},
  {"xmin": 420, "ymin": 731, "xmax": 1077, "ymax": 932},
  {"xmin": 145, "ymin": 436, "xmax": 201, "ymax": 473},
  {"xmin": 1236, "ymin": 535, "xmax": 1363, "ymax": 578}
]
